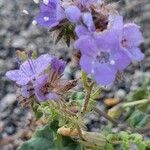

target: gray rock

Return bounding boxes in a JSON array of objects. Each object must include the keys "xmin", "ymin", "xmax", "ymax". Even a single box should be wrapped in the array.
[
  {"xmin": 115, "ymin": 89, "xmax": 126, "ymax": 100},
  {"xmin": 0, "ymin": 94, "xmax": 16, "ymax": 112}
]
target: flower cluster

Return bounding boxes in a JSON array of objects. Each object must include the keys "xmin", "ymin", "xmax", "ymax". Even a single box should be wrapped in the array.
[
  {"xmin": 6, "ymin": 51, "xmax": 66, "ymax": 102},
  {"xmin": 34, "ymin": 0, "xmax": 144, "ymax": 86}
]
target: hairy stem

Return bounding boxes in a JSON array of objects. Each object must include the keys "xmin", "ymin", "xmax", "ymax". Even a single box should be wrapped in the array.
[
  {"xmin": 77, "ymin": 125, "xmax": 85, "ymax": 141},
  {"xmin": 81, "ymin": 82, "xmax": 94, "ymax": 116},
  {"xmin": 134, "ymin": 124, "xmax": 150, "ymax": 134},
  {"xmin": 94, "ymin": 107, "xmax": 119, "ymax": 126},
  {"xmin": 81, "ymin": 71, "xmax": 95, "ymax": 116}
]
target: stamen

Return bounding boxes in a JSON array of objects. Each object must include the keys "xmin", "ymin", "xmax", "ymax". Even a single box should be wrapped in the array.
[
  {"xmin": 43, "ymin": 0, "xmax": 49, "ymax": 5},
  {"xmin": 92, "ymin": 61, "xmax": 95, "ymax": 65},
  {"xmin": 91, "ymin": 69, "xmax": 95, "ymax": 74},
  {"xmin": 44, "ymin": 16, "xmax": 50, "ymax": 21},
  {"xmin": 121, "ymin": 38, "xmax": 128, "ymax": 47},
  {"xmin": 96, "ymin": 52, "xmax": 110, "ymax": 64},
  {"xmin": 110, "ymin": 60, "xmax": 115, "ymax": 65}
]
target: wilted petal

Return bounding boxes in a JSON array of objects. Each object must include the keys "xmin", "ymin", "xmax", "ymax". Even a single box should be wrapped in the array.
[
  {"xmin": 65, "ymin": 6, "xmax": 81, "ymax": 23},
  {"xmin": 94, "ymin": 64, "xmax": 117, "ymax": 86},
  {"xmin": 123, "ymin": 23, "xmax": 144, "ymax": 48}
]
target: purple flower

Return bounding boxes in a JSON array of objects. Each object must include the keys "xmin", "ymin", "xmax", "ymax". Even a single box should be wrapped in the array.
[
  {"xmin": 51, "ymin": 57, "xmax": 66, "ymax": 74},
  {"xmin": 75, "ymin": 35, "xmax": 130, "ymax": 85},
  {"xmin": 34, "ymin": 75, "xmax": 59, "ymax": 102},
  {"xmin": 34, "ymin": 57, "xmax": 66, "ymax": 102},
  {"xmin": 35, "ymin": 0, "xmax": 65, "ymax": 28},
  {"xmin": 6, "ymin": 54, "xmax": 53, "ymax": 85},
  {"xmin": 75, "ymin": 15, "xmax": 144, "ymax": 85}
]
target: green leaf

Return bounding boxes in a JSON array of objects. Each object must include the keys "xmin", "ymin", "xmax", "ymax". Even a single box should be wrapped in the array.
[
  {"xmin": 55, "ymin": 134, "xmax": 83, "ymax": 150},
  {"xmin": 17, "ymin": 121, "xmax": 83, "ymax": 150},
  {"xmin": 32, "ymin": 104, "xmax": 43, "ymax": 120},
  {"xmin": 70, "ymin": 92, "xmax": 85, "ymax": 106},
  {"xmin": 17, "ymin": 124, "xmax": 56, "ymax": 150},
  {"xmin": 128, "ymin": 87, "xmax": 149, "ymax": 101},
  {"xmin": 127, "ymin": 109, "xmax": 150, "ymax": 128}
]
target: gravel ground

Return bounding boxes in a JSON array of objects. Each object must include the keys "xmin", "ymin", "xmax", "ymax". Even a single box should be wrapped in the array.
[{"xmin": 0, "ymin": 0, "xmax": 150, "ymax": 149}]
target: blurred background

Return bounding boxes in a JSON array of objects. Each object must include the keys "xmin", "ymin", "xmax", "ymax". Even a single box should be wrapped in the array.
[{"xmin": 0, "ymin": 0, "xmax": 150, "ymax": 149}]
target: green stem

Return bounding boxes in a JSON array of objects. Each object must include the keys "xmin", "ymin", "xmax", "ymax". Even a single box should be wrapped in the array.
[{"xmin": 122, "ymin": 99, "xmax": 150, "ymax": 108}]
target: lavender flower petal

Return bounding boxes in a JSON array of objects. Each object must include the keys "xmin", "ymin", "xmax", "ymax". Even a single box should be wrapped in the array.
[
  {"xmin": 65, "ymin": 6, "xmax": 81, "ymax": 23},
  {"xmin": 123, "ymin": 23, "xmax": 144, "ymax": 48},
  {"xmin": 95, "ymin": 15, "xmax": 123, "ymax": 50},
  {"xmin": 127, "ymin": 47, "xmax": 144, "ymax": 61},
  {"xmin": 94, "ymin": 63, "xmax": 117, "ymax": 86},
  {"xmin": 82, "ymin": 12, "xmax": 95, "ymax": 31},
  {"xmin": 35, "ymin": 12, "xmax": 59, "ymax": 28},
  {"xmin": 34, "ymin": 54, "xmax": 53, "ymax": 73},
  {"xmin": 34, "ymin": 75, "xmax": 49, "ymax": 101},
  {"xmin": 51, "ymin": 57, "xmax": 66, "ymax": 74},
  {"xmin": 80, "ymin": 55, "xmax": 93, "ymax": 73},
  {"xmin": 111, "ymin": 49, "xmax": 131, "ymax": 70},
  {"xmin": 6, "ymin": 70, "xmax": 30, "ymax": 85},
  {"xmin": 75, "ymin": 25, "xmax": 90, "ymax": 37},
  {"xmin": 21, "ymin": 85, "xmax": 32, "ymax": 98},
  {"xmin": 35, "ymin": 0, "xmax": 65, "ymax": 28},
  {"xmin": 34, "ymin": 75, "xmax": 59, "ymax": 102},
  {"xmin": 75, "ymin": 36, "xmax": 98, "ymax": 56},
  {"xmin": 6, "ymin": 54, "xmax": 53, "ymax": 86}
]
